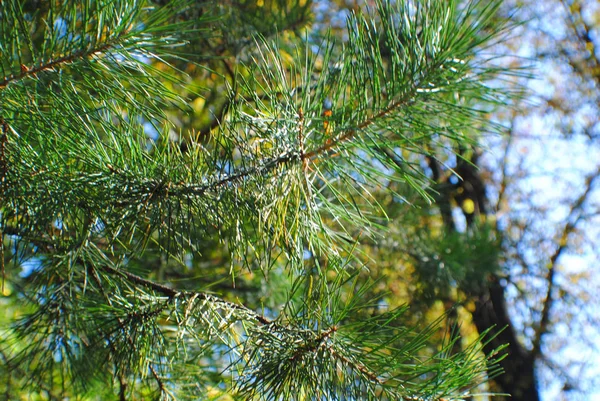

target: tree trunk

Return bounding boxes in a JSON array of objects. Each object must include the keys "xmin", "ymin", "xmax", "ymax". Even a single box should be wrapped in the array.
[
  {"xmin": 471, "ymin": 275, "xmax": 539, "ymax": 401},
  {"xmin": 430, "ymin": 154, "xmax": 541, "ymax": 401}
]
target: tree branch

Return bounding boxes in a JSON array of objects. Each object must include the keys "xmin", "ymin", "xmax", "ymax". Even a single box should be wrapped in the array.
[
  {"xmin": 303, "ymin": 93, "xmax": 415, "ymax": 160},
  {"xmin": 2, "ymin": 220, "xmax": 273, "ymax": 327},
  {"xmin": 113, "ymin": 91, "xmax": 418, "ymax": 209},
  {"xmin": 531, "ymin": 166, "xmax": 600, "ymax": 357},
  {"xmin": 149, "ymin": 364, "xmax": 168, "ymax": 399},
  {"xmin": 495, "ymin": 120, "xmax": 514, "ymax": 219},
  {"xmin": 0, "ymin": 43, "xmax": 113, "ymax": 89},
  {"xmin": 100, "ymin": 261, "xmax": 272, "ymax": 325},
  {"xmin": 328, "ymin": 345, "xmax": 383, "ymax": 385}
]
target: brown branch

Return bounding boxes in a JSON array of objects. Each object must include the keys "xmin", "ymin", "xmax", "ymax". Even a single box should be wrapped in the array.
[
  {"xmin": 0, "ymin": 43, "xmax": 113, "ymax": 89},
  {"xmin": 100, "ymin": 262, "xmax": 272, "ymax": 325},
  {"xmin": 126, "ymin": 92, "xmax": 418, "ymax": 207},
  {"xmin": 303, "ymin": 94, "xmax": 414, "ymax": 160},
  {"xmin": 328, "ymin": 344, "xmax": 383, "ymax": 385},
  {"xmin": 531, "ymin": 166, "xmax": 600, "ymax": 357},
  {"xmin": 279, "ymin": 325, "xmax": 382, "ymax": 385},
  {"xmin": 187, "ymin": 92, "xmax": 411, "ymax": 192},
  {"xmin": 149, "ymin": 364, "xmax": 167, "ymax": 398}
]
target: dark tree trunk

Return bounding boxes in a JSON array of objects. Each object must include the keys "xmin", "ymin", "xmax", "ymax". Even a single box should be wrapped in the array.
[
  {"xmin": 430, "ymin": 153, "xmax": 541, "ymax": 401},
  {"xmin": 471, "ymin": 276, "xmax": 539, "ymax": 401}
]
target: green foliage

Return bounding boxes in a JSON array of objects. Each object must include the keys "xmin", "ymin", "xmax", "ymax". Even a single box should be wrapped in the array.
[
  {"xmin": 0, "ymin": 0, "xmax": 515, "ymax": 399},
  {"xmin": 412, "ymin": 224, "xmax": 502, "ymax": 302}
]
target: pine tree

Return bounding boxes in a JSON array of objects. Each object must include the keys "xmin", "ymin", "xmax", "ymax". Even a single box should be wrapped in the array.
[{"xmin": 0, "ymin": 1, "xmax": 515, "ymax": 399}]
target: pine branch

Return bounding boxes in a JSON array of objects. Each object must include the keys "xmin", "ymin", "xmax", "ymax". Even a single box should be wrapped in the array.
[
  {"xmin": 99, "ymin": 259, "xmax": 272, "ymax": 325},
  {"xmin": 303, "ymin": 96, "xmax": 416, "ymax": 160},
  {"xmin": 109, "ymin": 86, "xmax": 415, "ymax": 209},
  {"xmin": 327, "ymin": 343, "xmax": 383, "ymax": 384},
  {"xmin": 149, "ymin": 364, "xmax": 169, "ymax": 400},
  {"xmin": 0, "ymin": 43, "xmax": 113, "ymax": 88}
]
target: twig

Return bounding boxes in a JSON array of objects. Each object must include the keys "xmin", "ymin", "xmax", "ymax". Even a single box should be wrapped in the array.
[
  {"xmin": 531, "ymin": 166, "xmax": 600, "ymax": 357},
  {"xmin": 149, "ymin": 364, "xmax": 166, "ymax": 397},
  {"xmin": 0, "ymin": 43, "xmax": 113, "ymax": 88},
  {"xmin": 495, "ymin": 119, "xmax": 515, "ymax": 218},
  {"xmin": 289, "ymin": 325, "xmax": 337, "ymax": 362},
  {"xmin": 303, "ymin": 93, "xmax": 414, "ymax": 160},
  {"xmin": 100, "ymin": 262, "xmax": 272, "ymax": 325},
  {"xmin": 328, "ymin": 344, "xmax": 383, "ymax": 384}
]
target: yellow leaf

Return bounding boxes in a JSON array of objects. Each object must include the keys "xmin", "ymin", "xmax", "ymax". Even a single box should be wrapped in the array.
[
  {"xmin": 2, "ymin": 284, "xmax": 10, "ymax": 296},
  {"xmin": 192, "ymin": 96, "xmax": 205, "ymax": 113},
  {"xmin": 462, "ymin": 198, "xmax": 475, "ymax": 214}
]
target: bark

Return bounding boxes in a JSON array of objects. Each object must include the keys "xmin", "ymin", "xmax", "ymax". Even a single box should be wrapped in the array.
[
  {"xmin": 430, "ymin": 153, "xmax": 541, "ymax": 401},
  {"xmin": 472, "ymin": 276, "xmax": 539, "ymax": 401}
]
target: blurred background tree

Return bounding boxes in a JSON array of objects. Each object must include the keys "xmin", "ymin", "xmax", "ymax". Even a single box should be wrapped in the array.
[
  {"xmin": 316, "ymin": 1, "xmax": 600, "ymax": 400},
  {"xmin": 323, "ymin": 1, "xmax": 600, "ymax": 400}
]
